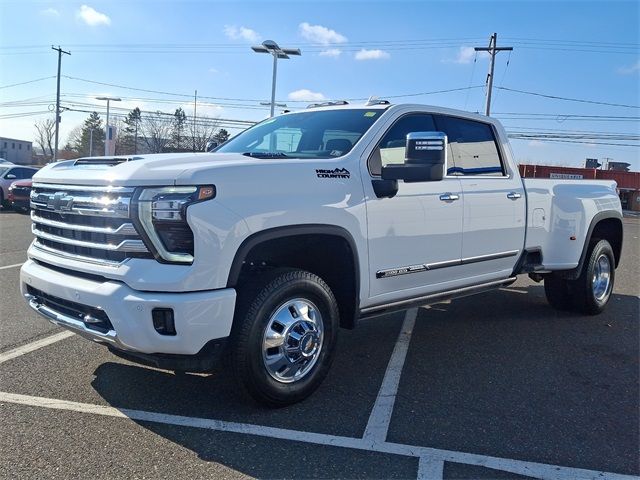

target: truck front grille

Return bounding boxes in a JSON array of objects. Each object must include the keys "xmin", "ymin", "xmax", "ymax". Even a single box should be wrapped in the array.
[{"xmin": 30, "ymin": 183, "xmax": 152, "ymax": 266}]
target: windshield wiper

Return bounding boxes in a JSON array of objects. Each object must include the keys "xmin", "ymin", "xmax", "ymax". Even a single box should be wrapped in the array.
[{"xmin": 242, "ymin": 152, "xmax": 289, "ymax": 158}]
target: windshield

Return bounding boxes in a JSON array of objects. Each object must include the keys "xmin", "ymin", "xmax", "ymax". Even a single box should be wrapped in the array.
[{"xmin": 216, "ymin": 109, "xmax": 384, "ymax": 159}]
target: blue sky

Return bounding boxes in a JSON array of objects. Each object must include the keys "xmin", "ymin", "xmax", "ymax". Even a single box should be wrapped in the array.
[{"xmin": 1, "ymin": 0, "xmax": 638, "ymax": 168}]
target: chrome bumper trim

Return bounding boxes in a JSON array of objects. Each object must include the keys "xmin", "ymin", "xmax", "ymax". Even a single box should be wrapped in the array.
[{"xmin": 24, "ymin": 293, "xmax": 126, "ymax": 349}]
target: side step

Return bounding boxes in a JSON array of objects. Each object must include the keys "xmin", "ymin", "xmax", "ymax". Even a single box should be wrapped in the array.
[{"xmin": 359, "ymin": 277, "xmax": 517, "ymax": 319}]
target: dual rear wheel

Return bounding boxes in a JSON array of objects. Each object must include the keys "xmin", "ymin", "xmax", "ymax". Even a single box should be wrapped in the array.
[{"xmin": 544, "ymin": 239, "xmax": 615, "ymax": 315}]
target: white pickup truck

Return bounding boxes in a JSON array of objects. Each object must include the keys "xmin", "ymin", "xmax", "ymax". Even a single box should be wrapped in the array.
[{"xmin": 21, "ymin": 102, "xmax": 623, "ymax": 406}]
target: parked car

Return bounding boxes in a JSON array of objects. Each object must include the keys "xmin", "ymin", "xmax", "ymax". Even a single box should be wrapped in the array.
[
  {"xmin": 0, "ymin": 158, "xmax": 13, "ymax": 164},
  {"xmin": 0, "ymin": 165, "xmax": 37, "ymax": 207},
  {"xmin": 7, "ymin": 179, "xmax": 32, "ymax": 212},
  {"xmin": 21, "ymin": 103, "xmax": 623, "ymax": 406}
]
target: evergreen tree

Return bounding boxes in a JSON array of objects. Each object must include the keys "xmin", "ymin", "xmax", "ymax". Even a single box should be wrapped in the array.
[
  {"xmin": 120, "ymin": 107, "xmax": 142, "ymax": 154},
  {"xmin": 171, "ymin": 108, "xmax": 188, "ymax": 151},
  {"xmin": 214, "ymin": 128, "xmax": 230, "ymax": 144},
  {"xmin": 73, "ymin": 112, "xmax": 105, "ymax": 157}
]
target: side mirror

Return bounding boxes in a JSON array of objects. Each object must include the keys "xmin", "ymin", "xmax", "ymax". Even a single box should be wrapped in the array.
[
  {"xmin": 5, "ymin": 174, "xmax": 16, "ymax": 179},
  {"xmin": 381, "ymin": 132, "xmax": 446, "ymax": 182}
]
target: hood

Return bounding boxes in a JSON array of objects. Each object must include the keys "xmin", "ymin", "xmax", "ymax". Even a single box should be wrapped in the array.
[{"xmin": 32, "ymin": 153, "xmax": 265, "ymax": 187}]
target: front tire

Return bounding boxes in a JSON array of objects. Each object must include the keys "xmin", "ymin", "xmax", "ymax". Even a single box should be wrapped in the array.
[{"xmin": 229, "ymin": 269, "xmax": 339, "ymax": 407}]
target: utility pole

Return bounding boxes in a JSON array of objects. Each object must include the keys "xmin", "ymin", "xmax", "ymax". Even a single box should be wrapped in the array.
[
  {"xmin": 475, "ymin": 33, "xmax": 512, "ymax": 116},
  {"xmin": 51, "ymin": 46, "xmax": 70, "ymax": 161},
  {"xmin": 193, "ymin": 90, "xmax": 197, "ymax": 152}
]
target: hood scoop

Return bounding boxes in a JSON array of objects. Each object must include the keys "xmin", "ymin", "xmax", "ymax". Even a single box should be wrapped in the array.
[{"xmin": 74, "ymin": 156, "xmax": 144, "ymax": 167}]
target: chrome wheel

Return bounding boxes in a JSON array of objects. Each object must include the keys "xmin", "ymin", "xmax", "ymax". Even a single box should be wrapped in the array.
[
  {"xmin": 262, "ymin": 298, "xmax": 324, "ymax": 384},
  {"xmin": 592, "ymin": 254, "xmax": 612, "ymax": 302}
]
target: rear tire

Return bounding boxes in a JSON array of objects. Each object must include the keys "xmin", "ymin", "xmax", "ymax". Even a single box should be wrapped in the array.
[
  {"xmin": 229, "ymin": 268, "xmax": 339, "ymax": 407},
  {"xmin": 571, "ymin": 239, "xmax": 615, "ymax": 315}
]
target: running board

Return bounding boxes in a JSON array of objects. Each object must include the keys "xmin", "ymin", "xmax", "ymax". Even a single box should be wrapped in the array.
[{"xmin": 359, "ymin": 277, "xmax": 517, "ymax": 319}]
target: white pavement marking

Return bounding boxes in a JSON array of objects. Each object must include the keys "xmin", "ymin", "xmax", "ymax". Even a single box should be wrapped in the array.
[
  {"xmin": 0, "ymin": 391, "xmax": 635, "ymax": 480},
  {"xmin": 417, "ymin": 457, "xmax": 445, "ymax": 480},
  {"xmin": 0, "ymin": 331, "xmax": 74, "ymax": 365},
  {"xmin": 0, "ymin": 263, "xmax": 23, "ymax": 270},
  {"xmin": 362, "ymin": 307, "xmax": 417, "ymax": 443}
]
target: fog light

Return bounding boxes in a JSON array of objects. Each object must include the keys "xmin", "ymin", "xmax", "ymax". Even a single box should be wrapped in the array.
[{"xmin": 152, "ymin": 308, "xmax": 176, "ymax": 336}]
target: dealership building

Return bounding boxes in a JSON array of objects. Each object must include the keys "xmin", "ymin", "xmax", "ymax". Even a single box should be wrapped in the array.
[{"xmin": 519, "ymin": 164, "xmax": 640, "ymax": 212}]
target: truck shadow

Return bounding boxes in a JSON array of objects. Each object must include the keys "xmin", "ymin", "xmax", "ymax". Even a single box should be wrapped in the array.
[{"xmin": 89, "ymin": 286, "xmax": 639, "ymax": 475}]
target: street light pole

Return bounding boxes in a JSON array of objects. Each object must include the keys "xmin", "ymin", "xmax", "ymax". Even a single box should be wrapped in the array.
[
  {"xmin": 96, "ymin": 96, "xmax": 121, "ymax": 156},
  {"xmin": 251, "ymin": 40, "xmax": 301, "ymax": 118}
]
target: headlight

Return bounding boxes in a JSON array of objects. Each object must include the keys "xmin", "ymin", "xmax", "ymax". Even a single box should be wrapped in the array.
[{"xmin": 134, "ymin": 185, "xmax": 215, "ymax": 264}]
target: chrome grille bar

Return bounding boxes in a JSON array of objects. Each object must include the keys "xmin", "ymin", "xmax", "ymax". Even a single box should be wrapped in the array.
[
  {"xmin": 32, "ymin": 225, "xmax": 148, "ymax": 252},
  {"xmin": 29, "ymin": 183, "xmax": 152, "ymax": 265},
  {"xmin": 31, "ymin": 212, "xmax": 138, "ymax": 235}
]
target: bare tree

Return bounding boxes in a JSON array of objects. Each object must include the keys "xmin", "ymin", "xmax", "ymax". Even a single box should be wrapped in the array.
[
  {"xmin": 190, "ymin": 115, "xmax": 220, "ymax": 152},
  {"xmin": 34, "ymin": 118, "xmax": 56, "ymax": 159},
  {"xmin": 141, "ymin": 111, "xmax": 172, "ymax": 153}
]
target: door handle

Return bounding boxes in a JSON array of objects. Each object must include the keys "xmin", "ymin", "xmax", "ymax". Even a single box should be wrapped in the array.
[
  {"xmin": 439, "ymin": 193, "xmax": 460, "ymax": 202},
  {"xmin": 507, "ymin": 192, "xmax": 522, "ymax": 200}
]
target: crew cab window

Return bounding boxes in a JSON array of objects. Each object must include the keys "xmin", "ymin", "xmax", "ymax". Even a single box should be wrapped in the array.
[
  {"xmin": 434, "ymin": 115, "xmax": 505, "ymax": 176},
  {"xmin": 368, "ymin": 113, "xmax": 436, "ymax": 176}
]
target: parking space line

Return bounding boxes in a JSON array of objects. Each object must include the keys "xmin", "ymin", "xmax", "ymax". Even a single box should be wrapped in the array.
[
  {"xmin": 0, "ymin": 263, "xmax": 23, "ymax": 270},
  {"xmin": 417, "ymin": 457, "xmax": 444, "ymax": 480},
  {"xmin": 0, "ymin": 331, "xmax": 74, "ymax": 365},
  {"xmin": 0, "ymin": 390, "xmax": 635, "ymax": 480},
  {"xmin": 362, "ymin": 307, "xmax": 418, "ymax": 444}
]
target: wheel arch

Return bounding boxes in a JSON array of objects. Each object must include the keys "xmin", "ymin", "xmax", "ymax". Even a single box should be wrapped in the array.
[
  {"xmin": 563, "ymin": 211, "xmax": 623, "ymax": 279},
  {"xmin": 227, "ymin": 224, "xmax": 361, "ymax": 329}
]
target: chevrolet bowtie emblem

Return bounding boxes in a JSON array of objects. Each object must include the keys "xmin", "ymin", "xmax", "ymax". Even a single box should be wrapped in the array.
[{"xmin": 47, "ymin": 192, "xmax": 74, "ymax": 212}]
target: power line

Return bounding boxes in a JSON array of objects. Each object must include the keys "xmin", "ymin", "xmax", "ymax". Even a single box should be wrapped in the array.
[
  {"xmin": 495, "ymin": 86, "xmax": 640, "ymax": 109},
  {"xmin": 0, "ymin": 76, "xmax": 56, "ymax": 89}
]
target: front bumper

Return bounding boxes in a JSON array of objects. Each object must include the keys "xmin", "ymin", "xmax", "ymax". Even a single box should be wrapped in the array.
[{"xmin": 20, "ymin": 259, "xmax": 236, "ymax": 356}]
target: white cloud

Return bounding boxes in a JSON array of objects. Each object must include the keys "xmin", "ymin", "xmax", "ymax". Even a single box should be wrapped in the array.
[
  {"xmin": 446, "ymin": 46, "xmax": 489, "ymax": 64},
  {"xmin": 288, "ymin": 89, "xmax": 326, "ymax": 102},
  {"xmin": 40, "ymin": 8, "xmax": 60, "ymax": 17},
  {"xmin": 354, "ymin": 49, "xmax": 390, "ymax": 61},
  {"xmin": 455, "ymin": 46, "xmax": 476, "ymax": 64},
  {"xmin": 208, "ymin": 68, "xmax": 218, "ymax": 74},
  {"xmin": 319, "ymin": 48, "xmax": 341, "ymax": 58},
  {"xmin": 223, "ymin": 25, "xmax": 260, "ymax": 42},
  {"xmin": 299, "ymin": 22, "xmax": 347, "ymax": 45},
  {"xmin": 617, "ymin": 60, "xmax": 640, "ymax": 75},
  {"xmin": 527, "ymin": 140, "xmax": 546, "ymax": 148},
  {"xmin": 76, "ymin": 5, "xmax": 111, "ymax": 26}
]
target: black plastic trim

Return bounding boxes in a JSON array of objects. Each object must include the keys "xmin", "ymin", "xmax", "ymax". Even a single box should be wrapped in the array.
[{"xmin": 108, "ymin": 337, "xmax": 228, "ymax": 373}]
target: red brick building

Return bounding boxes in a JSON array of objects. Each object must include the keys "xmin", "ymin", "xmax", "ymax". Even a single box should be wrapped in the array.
[{"xmin": 519, "ymin": 164, "xmax": 640, "ymax": 212}]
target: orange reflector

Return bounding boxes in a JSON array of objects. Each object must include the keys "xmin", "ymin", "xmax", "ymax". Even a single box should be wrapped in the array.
[{"xmin": 198, "ymin": 186, "xmax": 215, "ymax": 200}]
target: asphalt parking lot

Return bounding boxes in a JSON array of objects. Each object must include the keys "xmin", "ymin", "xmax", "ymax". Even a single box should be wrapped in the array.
[{"xmin": 0, "ymin": 209, "xmax": 638, "ymax": 479}]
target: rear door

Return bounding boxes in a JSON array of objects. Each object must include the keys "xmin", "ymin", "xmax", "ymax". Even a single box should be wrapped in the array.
[{"xmin": 434, "ymin": 115, "xmax": 525, "ymax": 278}]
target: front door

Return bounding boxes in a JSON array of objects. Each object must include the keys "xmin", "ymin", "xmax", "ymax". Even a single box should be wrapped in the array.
[{"xmin": 364, "ymin": 113, "xmax": 465, "ymax": 304}]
